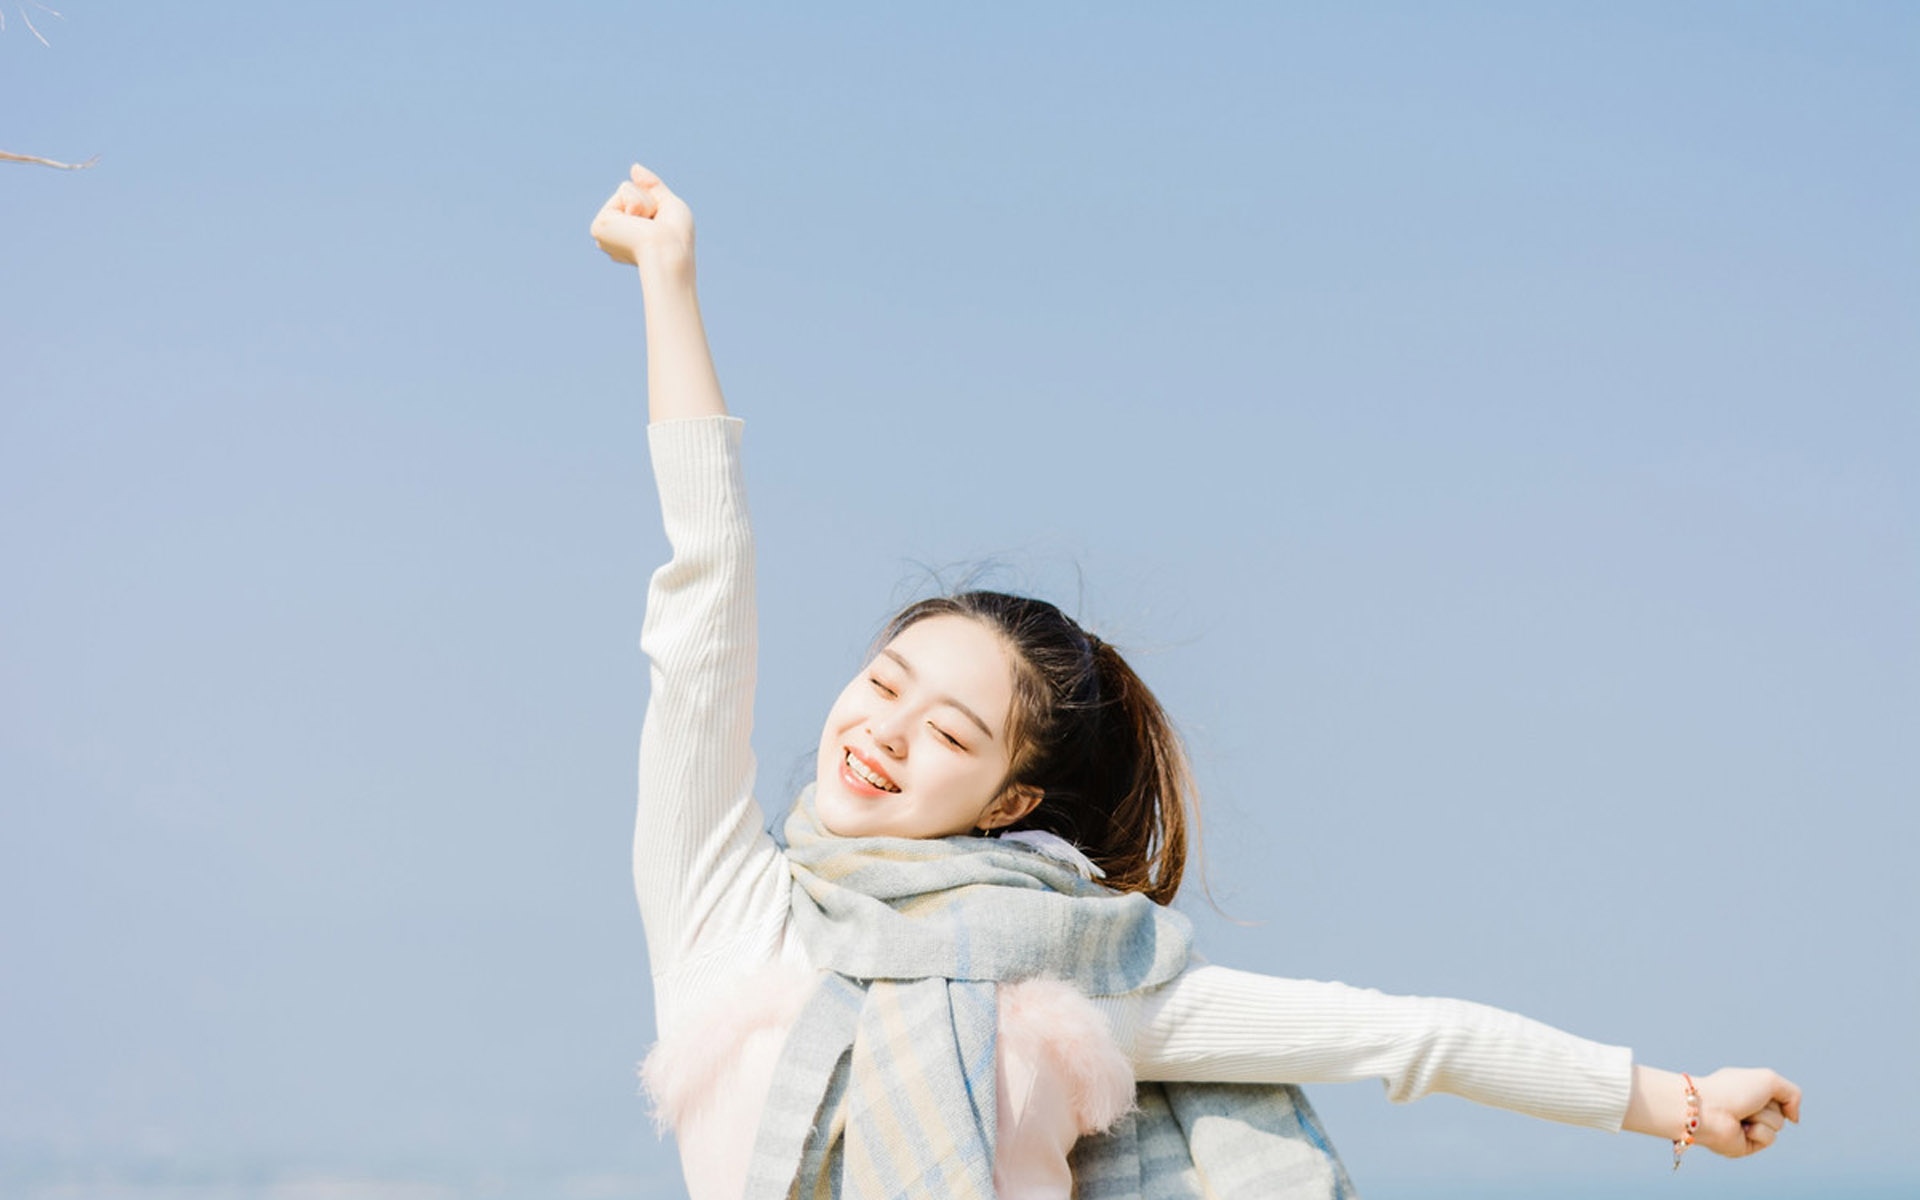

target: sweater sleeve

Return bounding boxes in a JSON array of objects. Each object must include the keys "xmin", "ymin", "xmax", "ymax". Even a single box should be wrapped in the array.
[
  {"xmin": 1112, "ymin": 964, "xmax": 1634, "ymax": 1131},
  {"xmin": 635, "ymin": 417, "xmax": 791, "ymax": 1000}
]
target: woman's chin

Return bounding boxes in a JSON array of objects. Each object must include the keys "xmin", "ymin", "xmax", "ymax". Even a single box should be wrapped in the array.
[{"xmin": 813, "ymin": 782, "xmax": 873, "ymax": 838}]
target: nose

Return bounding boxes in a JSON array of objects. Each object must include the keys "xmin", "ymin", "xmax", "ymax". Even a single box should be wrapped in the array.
[{"xmin": 867, "ymin": 718, "xmax": 907, "ymax": 758}]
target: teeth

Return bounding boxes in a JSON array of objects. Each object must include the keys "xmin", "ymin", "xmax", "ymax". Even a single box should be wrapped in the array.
[{"xmin": 846, "ymin": 750, "xmax": 899, "ymax": 792}]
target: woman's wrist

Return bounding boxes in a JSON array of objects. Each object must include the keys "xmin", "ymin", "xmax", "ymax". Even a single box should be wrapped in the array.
[
  {"xmin": 637, "ymin": 246, "xmax": 697, "ymax": 291},
  {"xmin": 1622, "ymin": 1064, "xmax": 1687, "ymax": 1140}
]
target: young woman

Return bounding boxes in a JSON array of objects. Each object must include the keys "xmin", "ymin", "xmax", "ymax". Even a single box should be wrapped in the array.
[{"xmin": 590, "ymin": 164, "xmax": 1801, "ymax": 1200}]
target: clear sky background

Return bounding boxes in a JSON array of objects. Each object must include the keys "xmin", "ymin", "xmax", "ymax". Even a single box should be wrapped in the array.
[{"xmin": 3, "ymin": 3, "xmax": 1914, "ymax": 1199}]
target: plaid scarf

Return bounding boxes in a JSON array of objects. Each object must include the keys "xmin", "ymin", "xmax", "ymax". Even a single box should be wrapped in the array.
[{"xmin": 743, "ymin": 787, "xmax": 1357, "ymax": 1200}]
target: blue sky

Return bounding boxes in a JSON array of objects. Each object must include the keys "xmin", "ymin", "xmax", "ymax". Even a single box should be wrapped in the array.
[{"xmin": 3, "ymin": 3, "xmax": 1914, "ymax": 1198}]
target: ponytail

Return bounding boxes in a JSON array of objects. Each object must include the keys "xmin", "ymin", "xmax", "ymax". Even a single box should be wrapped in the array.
[{"xmin": 1081, "ymin": 636, "xmax": 1193, "ymax": 905}]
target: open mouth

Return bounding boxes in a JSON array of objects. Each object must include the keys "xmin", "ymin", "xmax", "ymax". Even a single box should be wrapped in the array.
[{"xmin": 844, "ymin": 748, "xmax": 900, "ymax": 793}]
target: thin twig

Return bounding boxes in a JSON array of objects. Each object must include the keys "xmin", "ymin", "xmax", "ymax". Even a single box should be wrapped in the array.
[
  {"xmin": 0, "ymin": 148, "xmax": 98, "ymax": 169},
  {"xmin": 9, "ymin": 3, "xmax": 65, "ymax": 46},
  {"xmin": 4, "ymin": 6, "xmax": 88, "ymax": 166}
]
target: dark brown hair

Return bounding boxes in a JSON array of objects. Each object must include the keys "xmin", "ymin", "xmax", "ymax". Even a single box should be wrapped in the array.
[{"xmin": 880, "ymin": 591, "xmax": 1197, "ymax": 905}]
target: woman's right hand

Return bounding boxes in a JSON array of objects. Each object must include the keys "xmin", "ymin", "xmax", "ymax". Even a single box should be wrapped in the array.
[
  {"xmin": 591, "ymin": 163, "xmax": 696, "ymax": 275},
  {"xmin": 593, "ymin": 163, "xmax": 727, "ymax": 423}
]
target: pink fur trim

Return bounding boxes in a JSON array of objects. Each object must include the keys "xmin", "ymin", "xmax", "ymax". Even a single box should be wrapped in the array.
[
  {"xmin": 999, "ymin": 978, "xmax": 1138, "ymax": 1135},
  {"xmin": 643, "ymin": 969, "xmax": 1137, "ymax": 1140},
  {"xmin": 638, "ymin": 963, "xmax": 819, "ymax": 1132}
]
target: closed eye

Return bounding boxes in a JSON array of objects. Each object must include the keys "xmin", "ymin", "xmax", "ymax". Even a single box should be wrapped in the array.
[
  {"xmin": 930, "ymin": 723, "xmax": 965, "ymax": 750},
  {"xmin": 868, "ymin": 676, "xmax": 897, "ymax": 698}
]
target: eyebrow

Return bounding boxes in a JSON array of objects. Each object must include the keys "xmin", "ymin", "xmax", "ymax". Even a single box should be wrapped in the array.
[{"xmin": 879, "ymin": 648, "xmax": 997, "ymax": 741}]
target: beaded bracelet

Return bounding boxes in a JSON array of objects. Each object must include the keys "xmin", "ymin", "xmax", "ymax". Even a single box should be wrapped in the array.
[{"xmin": 1671, "ymin": 1073, "xmax": 1702, "ymax": 1171}]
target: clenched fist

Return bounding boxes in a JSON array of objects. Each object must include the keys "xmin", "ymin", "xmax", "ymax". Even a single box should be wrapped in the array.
[{"xmin": 591, "ymin": 163, "xmax": 696, "ymax": 275}]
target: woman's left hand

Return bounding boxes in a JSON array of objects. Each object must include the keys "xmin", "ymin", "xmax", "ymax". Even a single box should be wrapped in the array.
[
  {"xmin": 1624, "ymin": 1064, "xmax": 1802, "ymax": 1159},
  {"xmin": 1694, "ymin": 1067, "xmax": 1802, "ymax": 1157}
]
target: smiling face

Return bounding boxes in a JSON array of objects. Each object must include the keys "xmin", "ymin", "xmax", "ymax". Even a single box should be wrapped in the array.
[{"xmin": 813, "ymin": 613, "xmax": 1040, "ymax": 840}]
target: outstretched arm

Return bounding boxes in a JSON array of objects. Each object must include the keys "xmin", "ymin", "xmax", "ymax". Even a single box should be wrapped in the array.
[
  {"xmin": 1119, "ymin": 965, "xmax": 1801, "ymax": 1162},
  {"xmin": 591, "ymin": 163, "xmax": 727, "ymax": 424},
  {"xmin": 1122, "ymin": 966, "xmax": 1633, "ymax": 1128}
]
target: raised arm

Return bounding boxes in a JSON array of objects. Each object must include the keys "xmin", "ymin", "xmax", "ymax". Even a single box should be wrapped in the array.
[
  {"xmin": 591, "ymin": 163, "xmax": 728, "ymax": 423},
  {"xmin": 594, "ymin": 166, "xmax": 789, "ymax": 1018}
]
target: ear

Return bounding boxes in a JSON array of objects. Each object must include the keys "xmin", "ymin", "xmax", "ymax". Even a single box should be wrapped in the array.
[{"xmin": 978, "ymin": 783, "xmax": 1044, "ymax": 831}]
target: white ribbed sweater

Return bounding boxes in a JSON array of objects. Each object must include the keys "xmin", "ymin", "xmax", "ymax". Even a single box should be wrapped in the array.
[{"xmin": 635, "ymin": 416, "xmax": 1633, "ymax": 1177}]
